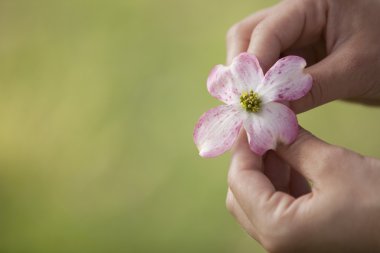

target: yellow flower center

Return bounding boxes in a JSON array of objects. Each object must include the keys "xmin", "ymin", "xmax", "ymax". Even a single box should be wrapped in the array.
[{"xmin": 240, "ymin": 90, "xmax": 262, "ymax": 113}]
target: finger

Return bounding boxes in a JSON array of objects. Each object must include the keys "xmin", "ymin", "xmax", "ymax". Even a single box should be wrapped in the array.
[
  {"xmin": 231, "ymin": 130, "xmax": 263, "ymax": 171},
  {"xmin": 276, "ymin": 128, "xmax": 337, "ymax": 185},
  {"xmin": 247, "ymin": 0, "xmax": 327, "ymax": 71},
  {"xmin": 226, "ymin": 8, "xmax": 272, "ymax": 64},
  {"xmin": 289, "ymin": 169, "xmax": 311, "ymax": 198},
  {"xmin": 281, "ymin": 40, "xmax": 326, "ymax": 67},
  {"xmin": 226, "ymin": 188, "xmax": 260, "ymax": 241},
  {"xmin": 290, "ymin": 41, "xmax": 368, "ymax": 113},
  {"xmin": 263, "ymin": 151, "xmax": 290, "ymax": 193},
  {"xmin": 263, "ymin": 149, "xmax": 311, "ymax": 197},
  {"xmin": 228, "ymin": 131, "xmax": 294, "ymax": 225}
]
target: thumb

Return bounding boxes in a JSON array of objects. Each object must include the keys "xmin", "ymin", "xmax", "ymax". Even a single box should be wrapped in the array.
[
  {"xmin": 275, "ymin": 128, "xmax": 337, "ymax": 185},
  {"xmin": 290, "ymin": 42, "xmax": 366, "ymax": 113}
]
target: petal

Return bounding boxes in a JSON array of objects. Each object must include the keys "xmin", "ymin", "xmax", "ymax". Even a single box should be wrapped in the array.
[
  {"xmin": 231, "ymin": 53, "xmax": 265, "ymax": 91},
  {"xmin": 243, "ymin": 102, "xmax": 298, "ymax": 155},
  {"xmin": 207, "ymin": 53, "xmax": 264, "ymax": 104},
  {"xmin": 194, "ymin": 105, "xmax": 244, "ymax": 158},
  {"xmin": 207, "ymin": 65, "xmax": 240, "ymax": 104},
  {"xmin": 257, "ymin": 56, "xmax": 312, "ymax": 103}
]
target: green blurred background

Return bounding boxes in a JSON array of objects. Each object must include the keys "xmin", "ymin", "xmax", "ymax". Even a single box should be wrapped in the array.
[{"xmin": 0, "ymin": 0, "xmax": 379, "ymax": 252}]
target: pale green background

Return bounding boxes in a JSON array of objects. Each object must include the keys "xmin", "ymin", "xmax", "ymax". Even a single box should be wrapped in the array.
[{"xmin": 0, "ymin": 0, "xmax": 379, "ymax": 252}]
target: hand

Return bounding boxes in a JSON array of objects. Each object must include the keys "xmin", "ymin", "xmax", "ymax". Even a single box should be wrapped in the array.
[
  {"xmin": 226, "ymin": 129, "xmax": 380, "ymax": 253},
  {"xmin": 226, "ymin": 0, "xmax": 380, "ymax": 113}
]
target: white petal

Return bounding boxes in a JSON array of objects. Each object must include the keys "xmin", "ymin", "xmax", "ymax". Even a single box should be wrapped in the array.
[
  {"xmin": 257, "ymin": 56, "xmax": 312, "ymax": 103},
  {"xmin": 244, "ymin": 102, "xmax": 298, "ymax": 155},
  {"xmin": 207, "ymin": 53, "xmax": 264, "ymax": 104},
  {"xmin": 194, "ymin": 105, "xmax": 244, "ymax": 157}
]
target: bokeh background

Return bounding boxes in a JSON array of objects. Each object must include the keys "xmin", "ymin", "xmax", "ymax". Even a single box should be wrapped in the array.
[{"xmin": 0, "ymin": 0, "xmax": 379, "ymax": 252}]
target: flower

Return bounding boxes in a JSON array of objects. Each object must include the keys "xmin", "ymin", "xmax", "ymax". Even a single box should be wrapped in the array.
[{"xmin": 193, "ymin": 53, "xmax": 312, "ymax": 157}]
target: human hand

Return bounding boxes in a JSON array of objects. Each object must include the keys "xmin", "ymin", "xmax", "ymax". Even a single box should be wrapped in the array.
[
  {"xmin": 226, "ymin": 129, "xmax": 380, "ymax": 253},
  {"xmin": 226, "ymin": 0, "xmax": 380, "ymax": 113}
]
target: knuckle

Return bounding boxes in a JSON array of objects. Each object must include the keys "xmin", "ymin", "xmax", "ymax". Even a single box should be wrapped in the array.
[
  {"xmin": 339, "ymin": 45, "xmax": 374, "ymax": 98},
  {"xmin": 261, "ymin": 240, "xmax": 285, "ymax": 253},
  {"xmin": 287, "ymin": 0, "xmax": 319, "ymax": 12},
  {"xmin": 297, "ymin": 128, "xmax": 314, "ymax": 142},
  {"xmin": 291, "ymin": 0, "xmax": 306, "ymax": 7},
  {"xmin": 289, "ymin": 129, "xmax": 314, "ymax": 151},
  {"xmin": 315, "ymin": 146, "xmax": 348, "ymax": 178},
  {"xmin": 250, "ymin": 21, "xmax": 265, "ymax": 37},
  {"xmin": 260, "ymin": 221, "xmax": 306, "ymax": 253},
  {"xmin": 365, "ymin": 156, "xmax": 380, "ymax": 168},
  {"xmin": 226, "ymin": 23, "xmax": 244, "ymax": 42},
  {"xmin": 342, "ymin": 52, "xmax": 362, "ymax": 73},
  {"xmin": 225, "ymin": 194, "xmax": 234, "ymax": 214},
  {"xmin": 227, "ymin": 170, "xmax": 236, "ymax": 189},
  {"xmin": 260, "ymin": 232, "xmax": 291, "ymax": 253},
  {"xmin": 225, "ymin": 189, "xmax": 241, "ymax": 217},
  {"xmin": 256, "ymin": 207, "xmax": 293, "ymax": 252},
  {"xmin": 308, "ymin": 73, "xmax": 326, "ymax": 107},
  {"xmin": 321, "ymin": 146, "xmax": 347, "ymax": 164}
]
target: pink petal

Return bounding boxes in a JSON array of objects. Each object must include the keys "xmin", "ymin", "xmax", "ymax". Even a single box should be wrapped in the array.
[
  {"xmin": 257, "ymin": 56, "xmax": 312, "ymax": 103},
  {"xmin": 207, "ymin": 53, "xmax": 264, "ymax": 104},
  {"xmin": 243, "ymin": 102, "xmax": 298, "ymax": 155},
  {"xmin": 194, "ymin": 105, "xmax": 244, "ymax": 158}
]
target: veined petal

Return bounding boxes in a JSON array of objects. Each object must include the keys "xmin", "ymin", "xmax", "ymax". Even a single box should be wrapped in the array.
[
  {"xmin": 194, "ymin": 105, "xmax": 244, "ymax": 158},
  {"xmin": 207, "ymin": 53, "xmax": 264, "ymax": 104},
  {"xmin": 257, "ymin": 56, "xmax": 312, "ymax": 103},
  {"xmin": 207, "ymin": 65, "xmax": 240, "ymax": 104},
  {"xmin": 243, "ymin": 102, "xmax": 298, "ymax": 155},
  {"xmin": 232, "ymin": 53, "xmax": 265, "ymax": 92}
]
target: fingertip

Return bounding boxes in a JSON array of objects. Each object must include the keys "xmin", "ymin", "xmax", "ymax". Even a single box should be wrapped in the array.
[
  {"xmin": 226, "ymin": 47, "xmax": 241, "ymax": 65},
  {"xmin": 231, "ymin": 130, "xmax": 262, "ymax": 165},
  {"xmin": 289, "ymin": 97, "xmax": 311, "ymax": 114},
  {"xmin": 247, "ymin": 45, "xmax": 280, "ymax": 73},
  {"xmin": 277, "ymin": 127, "xmax": 314, "ymax": 151},
  {"xmin": 246, "ymin": 19, "xmax": 283, "ymax": 72},
  {"xmin": 226, "ymin": 24, "xmax": 250, "ymax": 65},
  {"xmin": 225, "ymin": 7, "xmax": 273, "ymax": 65},
  {"xmin": 232, "ymin": 129, "xmax": 249, "ymax": 152},
  {"xmin": 275, "ymin": 127, "xmax": 330, "ymax": 181},
  {"xmin": 288, "ymin": 73, "xmax": 321, "ymax": 114},
  {"xmin": 246, "ymin": 1, "xmax": 309, "ymax": 72}
]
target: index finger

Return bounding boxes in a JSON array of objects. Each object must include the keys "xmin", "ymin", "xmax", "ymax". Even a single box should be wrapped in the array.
[
  {"xmin": 248, "ymin": 0, "xmax": 327, "ymax": 71},
  {"xmin": 226, "ymin": 7, "xmax": 272, "ymax": 64},
  {"xmin": 228, "ymin": 131, "xmax": 294, "ymax": 225}
]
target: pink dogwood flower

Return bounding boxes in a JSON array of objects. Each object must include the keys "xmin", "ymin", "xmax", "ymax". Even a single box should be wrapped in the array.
[{"xmin": 193, "ymin": 53, "xmax": 312, "ymax": 157}]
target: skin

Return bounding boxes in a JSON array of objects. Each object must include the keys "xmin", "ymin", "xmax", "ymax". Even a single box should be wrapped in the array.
[{"xmin": 225, "ymin": 0, "xmax": 380, "ymax": 252}]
